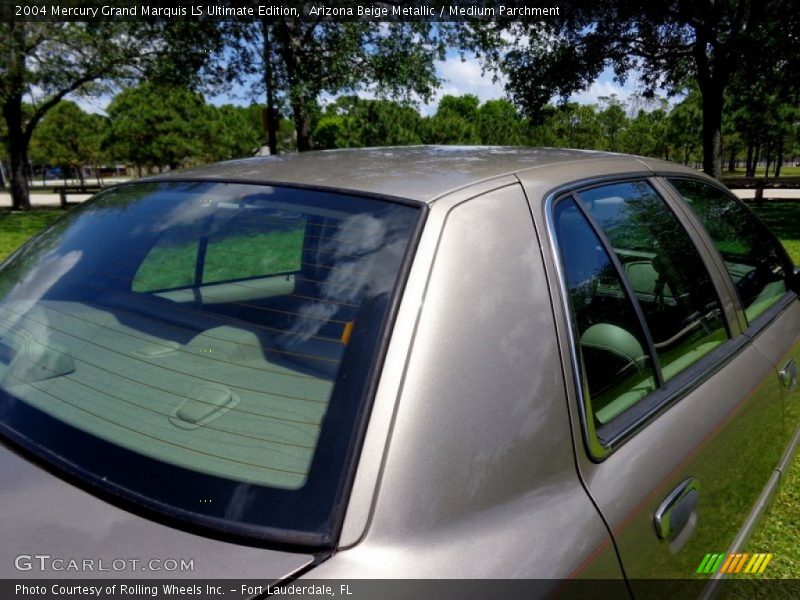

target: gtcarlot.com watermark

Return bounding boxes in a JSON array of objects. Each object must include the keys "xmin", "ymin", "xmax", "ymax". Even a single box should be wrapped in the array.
[{"xmin": 14, "ymin": 554, "xmax": 194, "ymax": 573}]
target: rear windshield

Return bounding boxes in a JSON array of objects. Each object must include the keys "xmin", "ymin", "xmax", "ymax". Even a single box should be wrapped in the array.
[{"xmin": 0, "ymin": 181, "xmax": 420, "ymax": 545}]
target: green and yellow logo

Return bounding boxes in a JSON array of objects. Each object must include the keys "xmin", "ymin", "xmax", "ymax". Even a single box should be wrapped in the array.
[{"xmin": 696, "ymin": 552, "xmax": 773, "ymax": 575}]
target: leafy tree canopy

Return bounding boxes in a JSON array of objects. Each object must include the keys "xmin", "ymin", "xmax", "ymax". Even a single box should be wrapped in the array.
[
  {"xmin": 0, "ymin": 20, "xmax": 196, "ymax": 208},
  {"xmin": 479, "ymin": 0, "xmax": 800, "ymax": 177},
  {"xmin": 106, "ymin": 83, "xmax": 208, "ymax": 171},
  {"xmin": 217, "ymin": 20, "xmax": 448, "ymax": 152}
]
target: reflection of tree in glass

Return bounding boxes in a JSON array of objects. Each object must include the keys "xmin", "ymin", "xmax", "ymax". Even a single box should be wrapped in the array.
[
  {"xmin": 587, "ymin": 182, "xmax": 710, "ymax": 311},
  {"xmin": 674, "ymin": 180, "xmax": 786, "ymax": 276},
  {"xmin": 0, "ymin": 214, "xmax": 77, "ymax": 300}
]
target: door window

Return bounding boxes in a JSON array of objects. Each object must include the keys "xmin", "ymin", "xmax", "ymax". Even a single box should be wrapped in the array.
[
  {"xmin": 668, "ymin": 178, "xmax": 790, "ymax": 323},
  {"xmin": 577, "ymin": 182, "xmax": 729, "ymax": 383},
  {"xmin": 553, "ymin": 180, "xmax": 730, "ymax": 433},
  {"xmin": 553, "ymin": 198, "xmax": 658, "ymax": 425}
]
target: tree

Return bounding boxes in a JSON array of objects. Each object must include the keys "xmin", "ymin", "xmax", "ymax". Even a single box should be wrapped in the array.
[
  {"xmin": 205, "ymin": 105, "xmax": 261, "ymax": 162},
  {"xmin": 720, "ymin": 106, "xmax": 744, "ymax": 173},
  {"xmin": 727, "ymin": 38, "xmax": 800, "ymax": 178},
  {"xmin": 597, "ymin": 95, "xmax": 628, "ymax": 152},
  {"xmin": 667, "ymin": 92, "xmax": 703, "ymax": 166},
  {"xmin": 487, "ymin": 0, "xmax": 800, "ymax": 178},
  {"xmin": 83, "ymin": 113, "xmax": 111, "ymax": 184},
  {"xmin": 621, "ymin": 108, "xmax": 670, "ymax": 159},
  {"xmin": 242, "ymin": 104, "xmax": 296, "ymax": 154},
  {"xmin": 312, "ymin": 115, "xmax": 346, "ymax": 150},
  {"xmin": 29, "ymin": 101, "xmax": 105, "ymax": 185},
  {"xmin": 476, "ymin": 99, "xmax": 525, "ymax": 145},
  {"xmin": 425, "ymin": 94, "xmax": 481, "ymax": 145},
  {"xmin": 0, "ymin": 21, "xmax": 166, "ymax": 209},
  {"xmin": 312, "ymin": 96, "xmax": 425, "ymax": 149},
  {"xmin": 550, "ymin": 103, "xmax": 602, "ymax": 149},
  {"xmin": 225, "ymin": 20, "xmax": 446, "ymax": 153},
  {"xmin": 106, "ymin": 83, "xmax": 208, "ymax": 173}
]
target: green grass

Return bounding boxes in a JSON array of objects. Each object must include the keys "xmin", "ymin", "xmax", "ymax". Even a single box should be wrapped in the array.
[
  {"xmin": 204, "ymin": 229, "xmax": 304, "ymax": 283},
  {"xmin": 749, "ymin": 201, "xmax": 800, "ymax": 265},
  {"xmin": 747, "ymin": 452, "xmax": 800, "ymax": 579},
  {"xmin": 132, "ymin": 229, "xmax": 305, "ymax": 292},
  {"xmin": 742, "ymin": 201, "xmax": 800, "ymax": 579},
  {"xmin": 0, "ymin": 210, "xmax": 63, "ymax": 260},
  {"xmin": 726, "ymin": 165, "xmax": 800, "ymax": 178},
  {"xmin": 0, "ymin": 210, "xmax": 305, "ymax": 287}
]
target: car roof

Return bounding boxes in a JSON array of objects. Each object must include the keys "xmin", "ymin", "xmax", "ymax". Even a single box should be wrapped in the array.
[{"xmin": 154, "ymin": 146, "xmax": 700, "ymax": 203}]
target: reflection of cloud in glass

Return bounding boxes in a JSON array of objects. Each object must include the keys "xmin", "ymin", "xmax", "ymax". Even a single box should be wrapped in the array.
[
  {"xmin": 5, "ymin": 251, "xmax": 82, "ymax": 307},
  {"xmin": 0, "ymin": 251, "xmax": 83, "ymax": 379},
  {"xmin": 223, "ymin": 483, "xmax": 258, "ymax": 521},
  {"xmin": 153, "ymin": 201, "xmax": 213, "ymax": 233},
  {"xmin": 152, "ymin": 184, "xmax": 276, "ymax": 232},
  {"xmin": 280, "ymin": 212, "xmax": 408, "ymax": 347}
]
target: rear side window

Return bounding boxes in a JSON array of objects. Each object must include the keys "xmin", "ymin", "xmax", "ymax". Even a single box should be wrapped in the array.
[
  {"xmin": 554, "ymin": 198, "xmax": 657, "ymax": 425},
  {"xmin": 668, "ymin": 178, "xmax": 790, "ymax": 323},
  {"xmin": 578, "ymin": 182, "xmax": 728, "ymax": 382},
  {"xmin": 553, "ymin": 181, "xmax": 729, "ymax": 434}
]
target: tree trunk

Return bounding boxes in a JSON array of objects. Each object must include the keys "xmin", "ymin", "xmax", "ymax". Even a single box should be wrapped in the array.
[
  {"xmin": 294, "ymin": 108, "xmax": 311, "ymax": 152},
  {"xmin": 3, "ymin": 23, "xmax": 32, "ymax": 210},
  {"xmin": 3, "ymin": 96, "xmax": 32, "ymax": 211},
  {"xmin": 261, "ymin": 21, "xmax": 278, "ymax": 155},
  {"xmin": 745, "ymin": 143, "xmax": 754, "ymax": 177},
  {"xmin": 775, "ymin": 138, "xmax": 784, "ymax": 177},
  {"xmin": 9, "ymin": 152, "xmax": 30, "ymax": 211},
  {"xmin": 690, "ymin": 20, "xmax": 728, "ymax": 180},
  {"xmin": 275, "ymin": 22, "xmax": 313, "ymax": 153},
  {"xmin": 752, "ymin": 143, "xmax": 761, "ymax": 178},
  {"xmin": 727, "ymin": 147, "xmax": 736, "ymax": 173},
  {"xmin": 700, "ymin": 84, "xmax": 723, "ymax": 179},
  {"xmin": 763, "ymin": 141, "xmax": 772, "ymax": 180}
]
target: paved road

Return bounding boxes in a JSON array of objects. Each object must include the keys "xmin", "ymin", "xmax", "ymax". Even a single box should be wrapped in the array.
[
  {"xmin": 1, "ymin": 185, "xmax": 799, "ymax": 209},
  {"xmin": 730, "ymin": 189, "xmax": 800, "ymax": 200},
  {"xmin": 0, "ymin": 179, "xmax": 129, "ymax": 208},
  {"xmin": 0, "ymin": 192, "xmax": 93, "ymax": 208}
]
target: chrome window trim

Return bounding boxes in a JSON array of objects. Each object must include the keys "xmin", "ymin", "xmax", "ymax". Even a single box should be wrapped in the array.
[
  {"xmin": 543, "ymin": 173, "xmax": 652, "ymax": 461},
  {"xmin": 543, "ymin": 175, "xmax": 753, "ymax": 461}
]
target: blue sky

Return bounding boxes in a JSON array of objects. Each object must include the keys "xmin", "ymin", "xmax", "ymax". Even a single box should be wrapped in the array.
[
  {"xmin": 414, "ymin": 53, "xmax": 641, "ymax": 115},
  {"xmin": 73, "ymin": 51, "xmax": 641, "ymax": 116}
]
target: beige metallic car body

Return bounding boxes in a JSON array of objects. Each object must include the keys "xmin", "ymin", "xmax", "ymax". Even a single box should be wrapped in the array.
[{"xmin": 1, "ymin": 148, "xmax": 798, "ymax": 595}]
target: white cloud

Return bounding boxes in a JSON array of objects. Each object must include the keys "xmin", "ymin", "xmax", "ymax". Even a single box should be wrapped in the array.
[
  {"xmin": 567, "ymin": 77, "xmax": 637, "ymax": 106},
  {"xmin": 70, "ymin": 94, "xmax": 111, "ymax": 116},
  {"xmin": 420, "ymin": 57, "xmax": 507, "ymax": 115},
  {"xmin": 420, "ymin": 59, "xmax": 643, "ymax": 115}
]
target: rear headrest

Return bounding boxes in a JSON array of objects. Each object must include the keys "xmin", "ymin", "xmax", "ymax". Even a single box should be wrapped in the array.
[{"xmin": 580, "ymin": 323, "xmax": 646, "ymax": 366}]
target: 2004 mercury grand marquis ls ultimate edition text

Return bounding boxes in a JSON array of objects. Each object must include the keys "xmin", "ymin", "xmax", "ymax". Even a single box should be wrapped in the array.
[{"xmin": 0, "ymin": 147, "xmax": 798, "ymax": 595}]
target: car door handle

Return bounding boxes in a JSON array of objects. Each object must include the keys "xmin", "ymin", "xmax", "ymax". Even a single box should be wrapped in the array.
[
  {"xmin": 779, "ymin": 359, "xmax": 798, "ymax": 393},
  {"xmin": 654, "ymin": 478, "xmax": 699, "ymax": 543}
]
